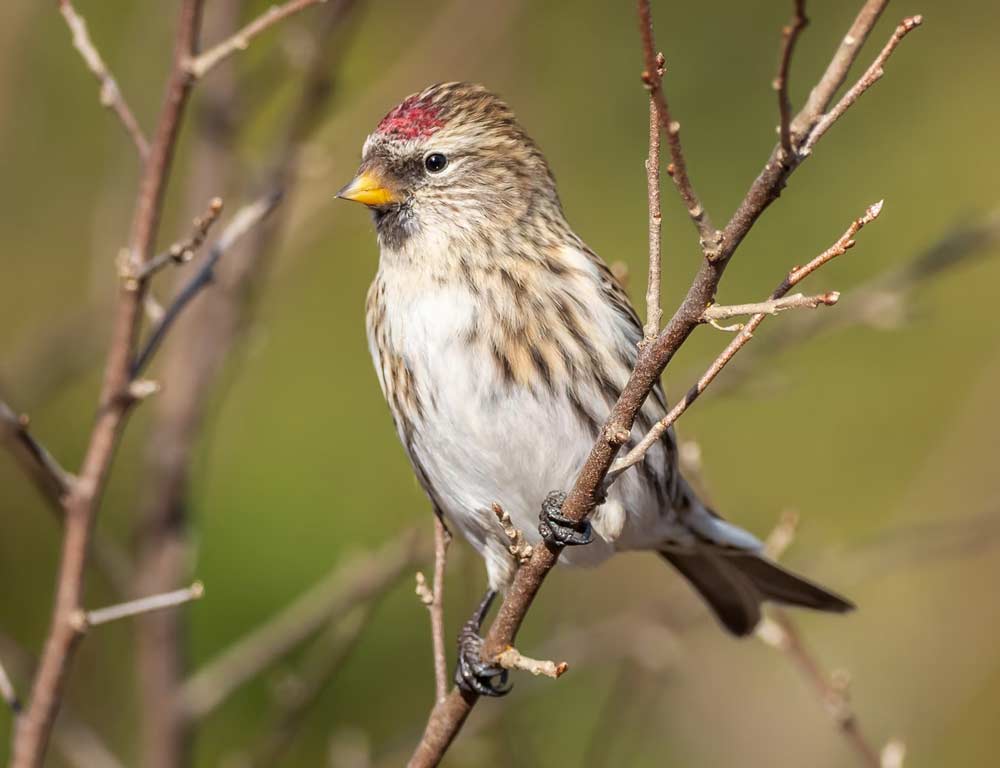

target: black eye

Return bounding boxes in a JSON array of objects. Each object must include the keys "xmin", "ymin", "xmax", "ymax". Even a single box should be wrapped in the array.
[{"xmin": 424, "ymin": 153, "xmax": 448, "ymax": 173}]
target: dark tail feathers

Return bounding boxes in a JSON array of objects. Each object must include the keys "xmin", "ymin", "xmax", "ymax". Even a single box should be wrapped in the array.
[{"xmin": 661, "ymin": 550, "xmax": 854, "ymax": 636}]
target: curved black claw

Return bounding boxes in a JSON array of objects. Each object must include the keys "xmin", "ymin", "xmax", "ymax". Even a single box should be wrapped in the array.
[
  {"xmin": 454, "ymin": 590, "xmax": 511, "ymax": 697},
  {"xmin": 538, "ymin": 490, "xmax": 593, "ymax": 547}
]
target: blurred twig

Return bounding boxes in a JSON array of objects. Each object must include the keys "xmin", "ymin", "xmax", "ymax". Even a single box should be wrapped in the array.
[
  {"xmin": 243, "ymin": 604, "xmax": 375, "ymax": 767},
  {"xmin": 179, "ymin": 532, "xmax": 426, "ymax": 721},
  {"xmin": 0, "ymin": 401, "xmax": 75, "ymax": 505},
  {"xmin": 57, "ymin": 0, "xmax": 150, "ymax": 158},
  {"xmin": 187, "ymin": 0, "xmax": 331, "ymax": 79},
  {"xmin": 0, "ymin": 633, "xmax": 125, "ymax": 768},
  {"xmin": 130, "ymin": 2, "xmax": 360, "ymax": 764},
  {"xmin": 130, "ymin": 191, "xmax": 283, "ymax": 376},
  {"xmin": 756, "ymin": 513, "xmax": 899, "ymax": 768}
]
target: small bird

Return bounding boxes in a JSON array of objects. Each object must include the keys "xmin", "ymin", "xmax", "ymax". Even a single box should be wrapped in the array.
[{"xmin": 338, "ymin": 82, "xmax": 852, "ymax": 695}]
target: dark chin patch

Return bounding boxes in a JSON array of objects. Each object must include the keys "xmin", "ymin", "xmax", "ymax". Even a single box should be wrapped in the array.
[{"xmin": 373, "ymin": 204, "xmax": 416, "ymax": 250}]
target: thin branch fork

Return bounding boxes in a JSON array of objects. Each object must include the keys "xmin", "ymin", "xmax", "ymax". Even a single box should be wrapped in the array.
[
  {"xmin": 802, "ymin": 15, "xmax": 923, "ymax": 155},
  {"xmin": 186, "ymin": 0, "xmax": 330, "ymax": 79},
  {"xmin": 610, "ymin": 201, "xmax": 880, "ymax": 480},
  {"xmin": 57, "ymin": 0, "xmax": 150, "ymax": 158}
]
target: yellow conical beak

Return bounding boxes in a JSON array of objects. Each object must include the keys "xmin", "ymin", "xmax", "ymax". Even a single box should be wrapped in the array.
[{"xmin": 336, "ymin": 170, "xmax": 399, "ymax": 207}]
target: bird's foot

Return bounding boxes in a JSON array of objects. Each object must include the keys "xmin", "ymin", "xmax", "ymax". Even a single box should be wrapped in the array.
[
  {"xmin": 538, "ymin": 490, "xmax": 593, "ymax": 547},
  {"xmin": 455, "ymin": 589, "xmax": 511, "ymax": 697}
]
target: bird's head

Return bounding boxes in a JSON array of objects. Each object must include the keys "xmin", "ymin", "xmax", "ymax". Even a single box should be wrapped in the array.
[{"xmin": 337, "ymin": 82, "xmax": 562, "ymax": 251}]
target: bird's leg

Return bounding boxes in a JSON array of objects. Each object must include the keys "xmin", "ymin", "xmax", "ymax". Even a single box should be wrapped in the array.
[
  {"xmin": 454, "ymin": 588, "xmax": 511, "ymax": 697},
  {"xmin": 538, "ymin": 490, "xmax": 593, "ymax": 547}
]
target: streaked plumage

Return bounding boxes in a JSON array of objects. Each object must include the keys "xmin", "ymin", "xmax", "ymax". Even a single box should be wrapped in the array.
[{"xmin": 342, "ymin": 82, "xmax": 851, "ymax": 636}]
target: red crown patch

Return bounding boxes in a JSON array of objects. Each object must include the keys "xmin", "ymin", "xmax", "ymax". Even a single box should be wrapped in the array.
[{"xmin": 376, "ymin": 96, "xmax": 444, "ymax": 140}]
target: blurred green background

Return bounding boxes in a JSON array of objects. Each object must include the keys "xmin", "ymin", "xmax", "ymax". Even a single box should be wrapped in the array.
[{"xmin": 2, "ymin": 1, "xmax": 999, "ymax": 766}]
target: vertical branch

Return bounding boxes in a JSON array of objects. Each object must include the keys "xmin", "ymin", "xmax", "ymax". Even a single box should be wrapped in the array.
[
  {"xmin": 430, "ymin": 515, "xmax": 451, "ymax": 704},
  {"xmin": 643, "ymin": 52, "xmax": 665, "ymax": 342},
  {"xmin": 11, "ymin": 3, "xmax": 206, "ymax": 765},
  {"xmin": 774, "ymin": 0, "xmax": 809, "ymax": 157},
  {"xmin": 637, "ymin": 0, "xmax": 718, "ymax": 256}
]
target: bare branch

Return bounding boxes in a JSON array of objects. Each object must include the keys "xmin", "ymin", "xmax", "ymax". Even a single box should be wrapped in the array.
[
  {"xmin": 71, "ymin": 582, "xmax": 204, "ymax": 630},
  {"xmin": 637, "ymin": 0, "xmax": 719, "ymax": 256},
  {"xmin": 244, "ymin": 605, "xmax": 375, "ymax": 767},
  {"xmin": 643, "ymin": 52, "xmax": 665, "ymax": 340},
  {"xmin": 757, "ymin": 612, "xmax": 885, "ymax": 767},
  {"xmin": 134, "ymin": 196, "xmax": 224, "ymax": 281},
  {"xmin": 180, "ymin": 532, "xmax": 424, "ymax": 721},
  {"xmin": 774, "ymin": 1, "xmax": 809, "ymax": 157},
  {"xmin": 131, "ymin": 191, "xmax": 283, "ymax": 376},
  {"xmin": 187, "ymin": 0, "xmax": 329, "ymax": 79},
  {"xmin": 12, "ymin": 4, "xmax": 207, "ymax": 763},
  {"xmin": 803, "ymin": 16, "xmax": 923, "ymax": 155},
  {"xmin": 57, "ymin": 0, "xmax": 150, "ymax": 158},
  {"xmin": 429, "ymin": 516, "xmax": 451, "ymax": 704},
  {"xmin": 610, "ymin": 202, "xmax": 881, "ymax": 479},
  {"xmin": 703, "ymin": 291, "xmax": 840, "ymax": 324},
  {"xmin": 0, "ymin": 401, "xmax": 75, "ymax": 504},
  {"xmin": 495, "ymin": 647, "xmax": 568, "ymax": 680}
]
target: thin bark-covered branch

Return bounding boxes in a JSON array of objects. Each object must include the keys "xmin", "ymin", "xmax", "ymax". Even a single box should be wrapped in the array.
[
  {"xmin": 429, "ymin": 516, "xmax": 451, "ymax": 704},
  {"xmin": 186, "ymin": 0, "xmax": 329, "ymax": 79},
  {"xmin": 135, "ymin": 197, "xmax": 224, "ymax": 281},
  {"xmin": 637, "ymin": 0, "xmax": 719, "ymax": 256},
  {"xmin": 775, "ymin": 1, "xmax": 809, "ymax": 158},
  {"xmin": 0, "ymin": 401, "xmax": 75, "ymax": 504},
  {"xmin": 407, "ymin": 0, "xmax": 920, "ymax": 761},
  {"xmin": 11, "ymin": 4, "xmax": 206, "ymax": 764},
  {"xmin": 643, "ymin": 51, "xmax": 665, "ymax": 340},
  {"xmin": 72, "ymin": 582, "xmax": 204, "ymax": 630},
  {"xmin": 179, "ymin": 532, "xmax": 425, "ymax": 722},
  {"xmin": 703, "ymin": 291, "xmax": 839, "ymax": 325},
  {"xmin": 57, "ymin": 0, "xmax": 150, "ymax": 158},
  {"xmin": 130, "ymin": 191, "xmax": 282, "ymax": 376}
]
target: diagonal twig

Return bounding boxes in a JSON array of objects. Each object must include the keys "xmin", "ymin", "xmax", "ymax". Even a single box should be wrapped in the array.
[
  {"xmin": 186, "ymin": 0, "xmax": 330, "ymax": 79},
  {"xmin": 0, "ymin": 401, "xmax": 75, "ymax": 503},
  {"xmin": 179, "ymin": 532, "xmax": 425, "ymax": 721},
  {"xmin": 135, "ymin": 197, "xmax": 225, "ymax": 282},
  {"xmin": 57, "ymin": 0, "xmax": 149, "ymax": 158},
  {"xmin": 130, "ymin": 192, "xmax": 282, "ymax": 376}
]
